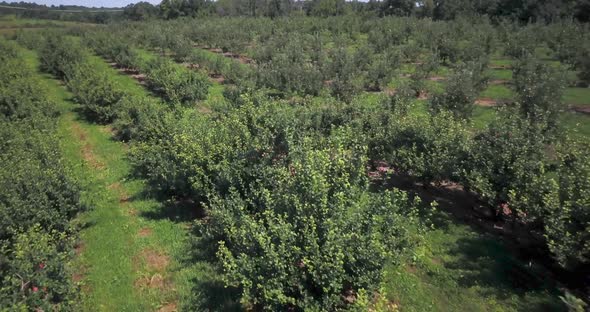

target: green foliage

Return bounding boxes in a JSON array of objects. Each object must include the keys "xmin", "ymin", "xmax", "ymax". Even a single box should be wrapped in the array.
[
  {"xmin": 364, "ymin": 50, "xmax": 401, "ymax": 91},
  {"xmin": 462, "ymin": 109, "xmax": 548, "ymax": 214},
  {"xmin": 0, "ymin": 122, "xmax": 82, "ymax": 239},
  {"xmin": 0, "ymin": 39, "xmax": 56, "ymax": 121},
  {"xmin": 113, "ymin": 96, "xmax": 170, "ymax": 142},
  {"xmin": 327, "ymin": 46, "xmax": 364, "ymax": 102},
  {"xmin": 145, "ymin": 57, "xmax": 211, "ymax": 105},
  {"xmin": 123, "ymin": 1, "xmax": 159, "ymax": 21},
  {"xmin": 513, "ymin": 57, "xmax": 566, "ymax": 135},
  {"xmin": 0, "ymin": 225, "xmax": 78, "ymax": 311},
  {"xmin": 84, "ymin": 31, "xmax": 143, "ymax": 70},
  {"xmin": 410, "ymin": 54, "xmax": 439, "ymax": 95},
  {"xmin": 380, "ymin": 0, "xmax": 415, "ymax": 16},
  {"xmin": 67, "ymin": 62, "xmax": 126, "ymax": 123},
  {"xmin": 206, "ymin": 139, "xmax": 423, "ymax": 310},
  {"xmin": 544, "ymin": 140, "xmax": 590, "ymax": 269},
  {"xmin": 14, "ymin": 29, "xmax": 44, "ymax": 50},
  {"xmin": 576, "ymin": 45, "xmax": 590, "ymax": 86},
  {"xmin": 430, "ymin": 61, "xmax": 488, "ymax": 120},
  {"xmin": 372, "ymin": 110, "xmax": 471, "ymax": 184},
  {"xmin": 560, "ymin": 291, "xmax": 587, "ymax": 312},
  {"xmin": 309, "ymin": 0, "xmax": 345, "ymax": 17},
  {"xmin": 39, "ymin": 35, "xmax": 85, "ymax": 80},
  {"xmin": 0, "ymin": 41, "xmax": 83, "ymax": 311},
  {"xmin": 255, "ymin": 34, "xmax": 323, "ymax": 97}
]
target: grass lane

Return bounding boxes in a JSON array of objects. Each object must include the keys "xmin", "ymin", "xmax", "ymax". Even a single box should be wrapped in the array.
[{"xmin": 21, "ymin": 47, "xmax": 195, "ymax": 311}]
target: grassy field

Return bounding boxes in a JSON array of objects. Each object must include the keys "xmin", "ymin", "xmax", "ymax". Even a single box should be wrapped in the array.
[
  {"xmin": 384, "ymin": 211, "xmax": 564, "ymax": 311},
  {"xmin": 0, "ymin": 15, "xmax": 94, "ymax": 28}
]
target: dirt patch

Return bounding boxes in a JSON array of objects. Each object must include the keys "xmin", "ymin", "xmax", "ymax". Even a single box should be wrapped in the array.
[
  {"xmin": 98, "ymin": 125, "xmax": 115, "ymax": 136},
  {"xmin": 158, "ymin": 303, "xmax": 178, "ymax": 312},
  {"xmin": 117, "ymin": 67, "xmax": 140, "ymax": 76},
  {"xmin": 71, "ymin": 122, "xmax": 87, "ymax": 141},
  {"xmin": 427, "ymin": 76, "xmax": 446, "ymax": 81},
  {"xmin": 197, "ymin": 106, "xmax": 213, "ymax": 114},
  {"xmin": 107, "ymin": 182, "xmax": 130, "ymax": 203},
  {"xmin": 119, "ymin": 194, "xmax": 130, "ymax": 204},
  {"xmin": 82, "ymin": 144, "xmax": 105, "ymax": 169},
  {"xmin": 72, "ymin": 272, "xmax": 84, "ymax": 283},
  {"xmin": 475, "ymin": 98, "xmax": 498, "ymax": 107},
  {"xmin": 138, "ymin": 227, "xmax": 153, "ymax": 238},
  {"xmin": 571, "ymin": 106, "xmax": 590, "ymax": 114},
  {"xmin": 131, "ymin": 73, "xmax": 147, "ymax": 85},
  {"xmin": 72, "ymin": 265, "xmax": 90, "ymax": 292},
  {"xmin": 405, "ymin": 265, "xmax": 418, "ymax": 274},
  {"xmin": 488, "ymin": 64, "xmax": 511, "ymax": 69},
  {"xmin": 182, "ymin": 62, "xmax": 200, "ymax": 70},
  {"xmin": 205, "ymin": 47, "xmax": 223, "ymax": 53},
  {"xmin": 107, "ymin": 182, "xmax": 121, "ymax": 191},
  {"xmin": 417, "ymin": 91, "xmax": 429, "ymax": 100},
  {"xmin": 71, "ymin": 123, "xmax": 105, "ymax": 170},
  {"xmin": 75, "ymin": 241, "xmax": 85, "ymax": 256},
  {"xmin": 383, "ymin": 88, "xmax": 397, "ymax": 96},
  {"xmin": 108, "ymin": 62, "xmax": 147, "ymax": 85},
  {"xmin": 209, "ymin": 73, "xmax": 225, "ymax": 84},
  {"xmin": 489, "ymin": 79, "xmax": 509, "ymax": 85},
  {"xmin": 134, "ymin": 274, "xmax": 170, "ymax": 290},
  {"xmin": 138, "ymin": 249, "xmax": 170, "ymax": 272}
]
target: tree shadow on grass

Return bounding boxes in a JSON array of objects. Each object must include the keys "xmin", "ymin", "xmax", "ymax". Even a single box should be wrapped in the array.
[
  {"xmin": 126, "ymin": 186, "xmax": 243, "ymax": 309},
  {"xmin": 176, "ymin": 226, "xmax": 242, "ymax": 311},
  {"xmin": 369, "ymin": 172, "xmax": 478, "ymax": 231},
  {"xmin": 141, "ymin": 197, "xmax": 206, "ymax": 223},
  {"xmin": 443, "ymin": 235, "xmax": 565, "ymax": 311},
  {"xmin": 126, "ymin": 188, "xmax": 206, "ymax": 223},
  {"xmin": 185, "ymin": 275, "xmax": 242, "ymax": 312}
]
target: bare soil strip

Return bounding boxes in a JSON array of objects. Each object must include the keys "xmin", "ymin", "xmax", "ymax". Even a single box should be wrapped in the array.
[{"xmin": 571, "ymin": 106, "xmax": 590, "ymax": 114}]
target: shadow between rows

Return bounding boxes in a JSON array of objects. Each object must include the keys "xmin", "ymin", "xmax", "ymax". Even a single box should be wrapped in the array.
[
  {"xmin": 122, "ymin": 182, "xmax": 243, "ymax": 310},
  {"xmin": 372, "ymin": 171, "xmax": 590, "ymax": 304}
]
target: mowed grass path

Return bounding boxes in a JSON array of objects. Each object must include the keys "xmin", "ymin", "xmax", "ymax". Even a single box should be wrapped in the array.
[{"xmin": 21, "ymin": 48, "xmax": 194, "ymax": 311}]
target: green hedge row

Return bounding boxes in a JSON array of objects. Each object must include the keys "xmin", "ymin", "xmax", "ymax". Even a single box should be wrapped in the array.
[
  {"xmin": 83, "ymin": 31, "xmax": 211, "ymax": 106},
  {"xmin": 0, "ymin": 38, "xmax": 83, "ymax": 311}
]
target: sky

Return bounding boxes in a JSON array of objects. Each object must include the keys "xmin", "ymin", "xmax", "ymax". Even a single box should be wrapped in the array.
[{"xmin": 15, "ymin": 1, "xmax": 161, "ymax": 8}]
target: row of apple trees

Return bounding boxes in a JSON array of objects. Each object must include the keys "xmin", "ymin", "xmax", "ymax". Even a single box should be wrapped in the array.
[
  {"xmin": 0, "ymin": 39, "xmax": 84, "ymax": 310},
  {"xmin": 19, "ymin": 24, "xmax": 589, "ymax": 309},
  {"xmin": 26, "ymin": 31, "xmax": 434, "ymax": 310}
]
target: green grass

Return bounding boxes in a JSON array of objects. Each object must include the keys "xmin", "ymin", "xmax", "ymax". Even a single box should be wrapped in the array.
[
  {"xmin": 480, "ymin": 84, "xmax": 514, "ymax": 99},
  {"xmin": 20, "ymin": 45, "xmax": 212, "ymax": 311},
  {"xmin": 490, "ymin": 58, "xmax": 513, "ymax": 68},
  {"xmin": 0, "ymin": 15, "xmax": 95, "ymax": 28},
  {"xmin": 487, "ymin": 69, "xmax": 512, "ymax": 80},
  {"xmin": 134, "ymin": 47, "xmax": 158, "ymax": 63},
  {"xmin": 384, "ymin": 213, "xmax": 564, "ymax": 312},
  {"xmin": 563, "ymin": 87, "xmax": 590, "ymax": 106},
  {"xmin": 560, "ymin": 112, "xmax": 590, "ymax": 139}
]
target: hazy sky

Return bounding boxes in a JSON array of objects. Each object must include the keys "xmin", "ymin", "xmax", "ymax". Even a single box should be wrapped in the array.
[{"xmin": 18, "ymin": 1, "xmax": 161, "ymax": 8}]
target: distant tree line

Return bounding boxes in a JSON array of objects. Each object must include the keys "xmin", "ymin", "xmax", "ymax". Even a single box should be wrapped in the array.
[
  {"xmin": 0, "ymin": 1, "xmax": 123, "ymax": 23},
  {"xmin": 121, "ymin": 0, "xmax": 590, "ymax": 22},
  {"xmin": 0, "ymin": 0, "xmax": 588, "ymax": 23}
]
